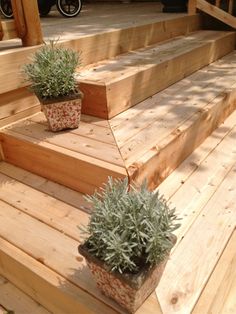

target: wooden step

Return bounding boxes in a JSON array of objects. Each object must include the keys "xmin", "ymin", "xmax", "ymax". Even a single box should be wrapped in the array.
[
  {"xmin": 155, "ymin": 109, "xmax": 236, "ymax": 313},
  {"xmin": 0, "ymin": 14, "xmax": 201, "ymax": 96},
  {"xmin": 78, "ymin": 30, "xmax": 236, "ymax": 119},
  {"xmin": 0, "ymin": 163, "xmax": 160, "ymax": 314},
  {"xmin": 1, "ymin": 52, "xmax": 236, "ymax": 193},
  {"xmin": 0, "ymin": 275, "xmax": 50, "ymax": 314},
  {"xmin": 0, "ymin": 114, "xmax": 127, "ymax": 195},
  {"xmin": 110, "ymin": 50, "xmax": 236, "ymax": 189},
  {"xmin": 0, "ymin": 108, "xmax": 235, "ymax": 313}
]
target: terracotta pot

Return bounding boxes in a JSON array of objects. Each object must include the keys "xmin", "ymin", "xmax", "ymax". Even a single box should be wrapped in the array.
[
  {"xmin": 79, "ymin": 236, "xmax": 176, "ymax": 313},
  {"xmin": 40, "ymin": 91, "xmax": 82, "ymax": 132}
]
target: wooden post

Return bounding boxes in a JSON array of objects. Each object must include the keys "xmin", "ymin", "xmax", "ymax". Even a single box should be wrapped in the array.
[
  {"xmin": 11, "ymin": 0, "xmax": 27, "ymax": 39},
  {"xmin": 215, "ymin": 0, "xmax": 221, "ymax": 7},
  {"xmin": 188, "ymin": 0, "xmax": 197, "ymax": 14},
  {"xmin": 228, "ymin": 0, "xmax": 234, "ymax": 14},
  {"xmin": 0, "ymin": 16, "xmax": 3, "ymax": 41},
  {"xmin": 12, "ymin": 0, "xmax": 43, "ymax": 46}
]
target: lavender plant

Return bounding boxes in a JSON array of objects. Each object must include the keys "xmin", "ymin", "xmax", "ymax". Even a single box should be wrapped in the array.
[
  {"xmin": 81, "ymin": 177, "xmax": 180, "ymax": 274},
  {"xmin": 22, "ymin": 41, "xmax": 81, "ymax": 100}
]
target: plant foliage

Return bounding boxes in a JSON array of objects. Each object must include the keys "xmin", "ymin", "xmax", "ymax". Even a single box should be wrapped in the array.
[
  {"xmin": 81, "ymin": 177, "xmax": 180, "ymax": 274},
  {"xmin": 22, "ymin": 41, "xmax": 81, "ymax": 100}
]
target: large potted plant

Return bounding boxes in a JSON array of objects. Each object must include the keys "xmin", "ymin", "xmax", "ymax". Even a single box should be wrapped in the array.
[
  {"xmin": 23, "ymin": 41, "xmax": 82, "ymax": 132},
  {"xmin": 79, "ymin": 177, "xmax": 180, "ymax": 313}
]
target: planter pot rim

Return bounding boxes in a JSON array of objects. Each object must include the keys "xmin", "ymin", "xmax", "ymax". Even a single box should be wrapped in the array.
[
  {"xmin": 78, "ymin": 234, "xmax": 177, "ymax": 290},
  {"xmin": 38, "ymin": 89, "xmax": 83, "ymax": 105}
]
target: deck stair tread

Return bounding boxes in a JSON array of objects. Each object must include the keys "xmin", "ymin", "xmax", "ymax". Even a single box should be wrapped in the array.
[
  {"xmin": 111, "ymin": 51, "xmax": 236, "ymax": 166},
  {"xmin": 0, "ymin": 114, "xmax": 127, "ymax": 194},
  {"xmin": 79, "ymin": 31, "xmax": 232, "ymax": 83},
  {"xmin": 78, "ymin": 30, "xmax": 236, "ymax": 118},
  {"xmin": 0, "ymin": 275, "xmax": 50, "ymax": 314},
  {"xmin": 0, "ymin": 108, "xmax": 236, "ymax": 313},
  {"xmin": 155, "ymin": 110, "xmax": 236, "ymax": 314}
]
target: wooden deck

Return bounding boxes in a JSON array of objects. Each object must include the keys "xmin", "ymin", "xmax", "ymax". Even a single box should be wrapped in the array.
[
  {"xmin": 0, "ymin": 108, "xmax": 235, "ymax": 314},
  {"xmin": 0, "ymin": 4, "xmax": 236, "ymax": 312},
  {"xmin": 1, "ymin": 49, "xmax": 236, "ymax": 194},
  {"xmin": 0, "ymin": 3, "xmax": 187, "ymax": 50}
]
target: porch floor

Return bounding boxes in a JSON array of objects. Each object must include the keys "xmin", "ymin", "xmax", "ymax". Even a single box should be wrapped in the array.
[
  {"xmin": 0, "ymin": 2, "xmax": 186, "ymax": 50},
  {"xmin": 0, "ymin": 107, "xmax": 235, "ymax": 314}
]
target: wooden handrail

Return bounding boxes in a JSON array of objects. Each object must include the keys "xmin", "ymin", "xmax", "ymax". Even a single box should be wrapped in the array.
[
  {"xmin": 0, "ymin": 0, "xmax": 43, "ymax": 46},
  {"xmin": 188, "ymin": 0, "xmax": 236, "ymax": 28}
]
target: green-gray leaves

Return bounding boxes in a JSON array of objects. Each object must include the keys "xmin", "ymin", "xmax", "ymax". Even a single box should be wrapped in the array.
[
  {"xmin": 23, "ymin": 41, "xmax": 81, "ymax": 100},
  {"xmin": 81, "ymin": 177, "xmax": 180, "ymax": 274}
]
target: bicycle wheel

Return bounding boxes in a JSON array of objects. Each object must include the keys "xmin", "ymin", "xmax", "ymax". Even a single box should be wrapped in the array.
[
  {"xmin": 0, "ymin": 0, "xmax": 13, "ymax": 19},
  {"xmin": 56, "ymin": 0, "xmax": 82, "ymax": 18}
]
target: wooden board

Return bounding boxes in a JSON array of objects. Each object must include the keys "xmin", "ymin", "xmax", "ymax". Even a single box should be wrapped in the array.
[
  {"xmin": 1, "ymin": 20, "xmax": 18, "ymax": 40},
  {"xmin": 0, "ymin": 275, "xmax": 50, "ymax": 314},
  {"xmin": 0, "ymin": 161, "xmax": 89, "ymax": 211},
  {"xmin": 0, "ymin": 171, "xmax": 89, "ymax": 241},
  {"xmin": 110, "ymin": 51, "xmax": 236, "ymax": 146},
  {"xmin": 0, "ymin": 162, "xmax": 162, "ymax": 314},
  {"xmin": 158, "ymin": 108, "xmax": 236, "ymax": 199},
  {"xmin": 156, "ymin": 160, "xmax": 236, "ymax": 313},
  {"xmin": 127, "ymin": 74, "xmax": 236, "ymax": 189},
  {"xmin": 5, "ymin": 119, "xmax": 123, "ymax": 167},
  {"xmin": 0, "ymin": 131, "xmax": 127, "ymax": 194},
  {"xmin": 0, "ymin": 14, "xmax": 201, "ymax": 95},
  {"xmin": 193, "ymin": 231, "xmax": 236, "ymax": 314},
  {"xmin": 79, "ymin": 31, "xmax": 235, "ymax": 118},
  {"xmin": 0, "ymin": 87, "xmax": 40, "ymax": 128},
  {"xmin": 30, "ymin": 112, "xmax": 115, "ymax": 145},
  {"xmin": 0, "ymin": 237, "xmax": 119, "ymax": 314}
]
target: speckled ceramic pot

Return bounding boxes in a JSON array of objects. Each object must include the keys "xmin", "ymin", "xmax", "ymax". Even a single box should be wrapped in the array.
[
  {"xmin": 79, "ymin": 237, "xmax": 176, "ymax": 313},
  {"xmin": 40, "ymin": 91, "xmax": 82, "ymax": 132}
]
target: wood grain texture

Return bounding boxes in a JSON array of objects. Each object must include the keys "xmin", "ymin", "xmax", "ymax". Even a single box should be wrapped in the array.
[
  {"xmin": 0, "ymin": 87, "xmax": 40, "ymax": 122},
  {"xmin": 0, "ymin": 13, "xmax": 201, "ymax": 95},
  {"xmin": 0, "ymin": 131, "xmax": 127, "ymax": 194},
  {"xmin": 6, "ymin": 119, "xmax": 123, "ymax": 167},
  {"xmin": 156, "ymin": 160, "xmax": 236, "ymax": 314},
  {"xmin": 193, "ymin": 231, "xmax": 236, "ymax": 314},
  {"xmin": 0, "ymin": 162, "xmax": 88, "ymax": 211},
  {"xmin": 1, "ymin": 20, "xmax": 17, "ymax": 40},
  {"xmin": 0, "ymin": 275, "xmax": 50, "ymax": 314},
  {"xmin": 0, "ymin": 237, "xmax": 118, "ymax": 314},
  {"xmin": 79, "ymin": 31, "xmax": 235, "ymax": 118},
  {"xmin": 127, "ymin": 72, "xmax": 236, "ymax": 190},
  {"xmin": 158, "ymin": 108, "xmax": 236, "ymax": 199}
]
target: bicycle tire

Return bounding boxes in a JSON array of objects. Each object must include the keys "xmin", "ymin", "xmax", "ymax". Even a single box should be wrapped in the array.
[
  {"xmin": 56, "ymin": 0, "xmax": 82, "ymax": 18},
  {"xmin": 0, "ymin": 0, "xmax": 13, "ymax": 19},
  {"xmin": 38, "ymin": 0, "xmax": 52, "ymax": 17}
]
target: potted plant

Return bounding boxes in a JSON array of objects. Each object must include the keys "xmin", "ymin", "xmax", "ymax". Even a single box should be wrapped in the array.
[
  {"xmin": 79, "ymin": 177, "xmax": 180, "ymax": 313},
  {"xmin": 23, "ymin": 41, "xmax": 82, "ymax": 132}
]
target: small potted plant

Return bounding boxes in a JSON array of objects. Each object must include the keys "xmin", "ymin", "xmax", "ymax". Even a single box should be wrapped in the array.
[
  {"xmin": 79, "ymin": 177, "xmax": 180, "ymax": 313},
  {"xmin": 23, "ymin": 41, "xmax": 82, "ymax": 132}
]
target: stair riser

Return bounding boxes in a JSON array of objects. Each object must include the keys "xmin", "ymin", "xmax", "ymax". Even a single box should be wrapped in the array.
[
  {"xmin": 0, "ymin": 238, "xmax": 115, "ymax": 314},
  {"xmin": 80, "ymin": 33, "xmax": 236, "ymax": 119},
  {"xmin": 129, "ymin": 88, "xmax": 236, "ymax": 189},
  {"xmin": 0, "ymin": 87, "xmax": 40, "ymax": 129},
  {"xmin": 0, "ymin": 135, "xmax": 126, "ymax": 194}
]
